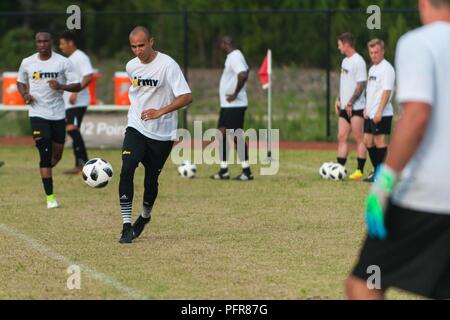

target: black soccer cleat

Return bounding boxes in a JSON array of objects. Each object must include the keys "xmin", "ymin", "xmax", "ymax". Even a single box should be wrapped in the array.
[
  {"xmin": 132, "ymin": 215, "xmax": 151, "ymax": 239},
  {"xmin": 363, "ymin": 171, "xmax": 375, "ymax": 183},
  {"xmin": 210, "ymin": 168, "xmax": 230, "ymax": 180},
  {"xmin": 233, "ymin": 169, "xmax": 254, "ymax": 181},
  {"xmin": 119, "ymin": 223, "xmax": 134, "ymax": 244}
]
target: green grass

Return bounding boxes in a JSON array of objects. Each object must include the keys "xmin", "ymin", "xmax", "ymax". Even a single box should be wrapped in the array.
[{"xmin": 0, "ymin": 146, "xmax": 420, "ymax": 299}]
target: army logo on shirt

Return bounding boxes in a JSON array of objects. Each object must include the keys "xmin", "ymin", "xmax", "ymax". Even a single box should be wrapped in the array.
[
  {"xmin": 132, "ymin": 77, "xmax": 159, "ymax": 87},
  {"xmin": 32, "ymin": 71, "xmax": 59, "ymax": 79}
]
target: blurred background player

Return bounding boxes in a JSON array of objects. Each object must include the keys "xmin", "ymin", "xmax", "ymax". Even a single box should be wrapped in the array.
[
  {"xmin": 118, "ymin": 26, "xmax": 192, "ymax": 244},
  {"xmin": 59, "ymin": 31, "xmax": 94, "ymax": 174},
  {"xmin": 17, "ymin": 31, "xmax": 80, "ymax": 209},
  {"xmin": 347, "ymin": 0, "xmax": 450, "ymax": 299},
  {"xmin": 211, "ymin": 36, "xmax": 253, "ymax": 181},
  {"xmin": 363, "ymin": 39, "xmax": 395, "ymax": 182},
  {"xmin": 335, "ymin": 32, "xmax": 367, "ymax": 180},
  {"xmin": 0, "ymin": 161, "xmax": 4, "ymax": 168}
]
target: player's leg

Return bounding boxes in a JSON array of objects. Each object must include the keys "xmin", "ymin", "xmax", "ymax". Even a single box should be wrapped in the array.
[
  {"xmin": 349, "ymin": 113, "xmax": 367, "ymax": 180},
  {"xmin": 337, "ymin": 112, "xmax": 351, "ymax": 167},
  {"xmin": 118, "ymin": 127, "xmax": 146, "ymax": 244},
  {"xmin": 132, "ymin": 139, "xmax": 174, "ymax": 239},
  {"xmin": 212, "ymin": 108, "xmax": 230, "ymax": 180},
  {"xmin": 31, "ymin": 117, "xmax": 57, "ymax": 208},
  {"xmin": 363, "ymin": 119, "xmax": 377, "ymax": 182},
  {"xmin": 233, "ymin": 108, "xmax": 253, "ymax": 180},
  {"xmin": 345, "ymin": 276, "xmax": 384, "ymax": 300},
  {"xmin": 65, "ymin": 107, "xmax": 88, "ymax": 174},
  {"xmin": 49, "ymin": 118, "xmax": 66, "ymax": 167},
  {"xmin": 373, "ymin": 116, "xmax": 392, "ymax": 170}
]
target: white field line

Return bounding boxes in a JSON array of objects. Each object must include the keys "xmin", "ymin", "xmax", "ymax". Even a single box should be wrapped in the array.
[{"xmin": 0, "ymin": 223, "xmax": 148, "ymax": 300}]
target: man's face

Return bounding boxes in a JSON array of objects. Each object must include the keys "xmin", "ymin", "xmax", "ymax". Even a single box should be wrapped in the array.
[
  {"xmin": 59, "ymin": 38, "xmax": 72, "ymax": 56},
  {"xmin": 369, "ymin": 45, "xmax": 384, "ymax": 65},
  {"xmin": 35, "ymin": 33, "xmax": 52, "ymax": 56},
  {"xmin": 219, "ymin": 40, "xmax": 227, "ymax": 53},
  {"xmin": 129, "ymin": 32, "xmax": 153, "ymax": 61},
  {"xmin": 337, "ymin": 40, "xmax": 347, "ymax": 55}
]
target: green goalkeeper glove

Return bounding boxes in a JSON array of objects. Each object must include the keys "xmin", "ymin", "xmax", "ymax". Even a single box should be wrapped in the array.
[{"xmin": 365, "ymin": 165, "xmax": 398, "ymax": 240}]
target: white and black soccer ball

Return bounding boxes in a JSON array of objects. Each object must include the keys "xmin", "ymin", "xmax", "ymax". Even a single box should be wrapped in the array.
[
  {"xmin": 177, "ymin": 160, "xmax": 197, "ymax": 179},
  {"xmin": 82, "ymin": 158, "xmax": 114, "ymax": 188},
  {"xmin": 319, "ymin": 162, "xmax": 334, "ymax": 179},
  {"xmin": 328, "ymin": 163, "xmax": 347, "ymax": 181}
]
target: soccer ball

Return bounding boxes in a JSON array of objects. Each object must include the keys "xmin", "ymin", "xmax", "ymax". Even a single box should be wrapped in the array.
[
  {"xmin": 178, "ymin": 160, "xmax": 197, "ymax": 179},
  {"xmin": 328, "ymin": 163, "xmax": 347, "ymax": 181},
  {"xmin": 319, "ymin": 162, "xmax": 334, "ymax": 179},
  {"xmin": 82, "ymin": 158, "xmax": 114, "ymax": 188}
]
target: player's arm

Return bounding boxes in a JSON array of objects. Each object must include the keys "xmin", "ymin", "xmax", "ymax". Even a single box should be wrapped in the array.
[
  {"xmin": 79, "ymin": 74, "xmax": 93, "ymax": 90},
  {"xmin": 348, "ymin": 81, "xmax": 367, "ymax": 107},
  {"xmin": 48, "ymin": 80, "xmax": 81, "ymax": 92},
  {"xmin": 335, "ymin": 94, "xmax": 341, "ymax": 115},
  {"xmin": 142, "ymin": 93, "xmax": 193, "ymax": 121},
  {"xmin": 365, "ymin": 102, "xmax": 430, "ymax": 239},
  {"xmin": 373, "ymin": 90, "xmax": 391, "ymax": 124},
  {"xmin": 346, "ymin": 81, "xmax": 367, "ymax": 117},
  {"xmin": 69, "ymin": 74, "xmax": 93, "ymax": 104},
  {"xmin": 226, "ymin": 71, "xmax": 249, "ymax": 102},
  {"xmin": 17, "ymin": 81, "xmax": 34, "ymax": 105}
]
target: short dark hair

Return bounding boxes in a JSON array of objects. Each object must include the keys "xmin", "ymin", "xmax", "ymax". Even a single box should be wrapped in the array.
[
  {"xmin": 59, "ymin": 31, "xmax": 78, "ymax": 47},
  {"xmin": 129, "ymin": 26, "xmax": 151, "ymax": 41},
  {"xmin": 430, "ymin": 0, "xmax": 450, "ymax": 8},
  {"xmin": 35, "ymin": 30, "xmax": 52, "ymax": 39},
  {"xmin": 338, "ymin": 32, "xmax": 355, "ymax": 48}
]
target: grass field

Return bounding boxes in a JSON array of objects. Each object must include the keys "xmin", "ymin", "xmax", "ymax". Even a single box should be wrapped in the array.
[{"xmin": 0, "ymin": 145, "xmax": 420, "ymax": 300}]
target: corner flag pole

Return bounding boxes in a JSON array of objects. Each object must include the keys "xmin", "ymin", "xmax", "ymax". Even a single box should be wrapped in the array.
[{"xmin": 267, "ymin": 49, "xmax": 272, "ymax": 160}]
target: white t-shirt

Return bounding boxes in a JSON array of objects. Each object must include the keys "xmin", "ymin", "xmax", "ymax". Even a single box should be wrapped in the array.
[
  {"xmin": 17, "ymin": 52, "xmax": 78, "ymax": 120},
  {"xmin": 219, "ymin": 49, "xmax": 249, "ymax": 108},
  {"xmin": 392, "ymin": 22, "xmax": 450, "ymax": 214},
  {"xmin": 126, "ymin": 52, "xmax": 191, "ymax": 141},
  {"xmin": 339, "ymin": 52, "xmax": 367, "ymax": 111},
  {"xmin": 63, "ymin": 49, "xmax": 94, "ymax": 109},
  {"xmin": 366, "ymin": 59, "xmax": 395, "ymax": 119}
]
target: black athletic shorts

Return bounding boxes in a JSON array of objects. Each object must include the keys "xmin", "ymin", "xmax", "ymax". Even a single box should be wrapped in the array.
[
  {"xmin": 364, "ymin": 117, "xmax": 393, "ymax": 135},
  {"xmin": 30, "ymin": 117, "xmax": 66, "ymax": 144},
  {"xmin": 351, "ymin": 202, "xmax": 450, "ymax": 299},
  {"xmin": 218, "ymin": 107, "xmax": 247, "ymax": 130},
  {"xmin": 66, "ymin": 106, "xmax": 87, "ymax": 127},
  {"xmin": 121, "ymin": 127, "xmax": 174, "ymax": 171},
  {"xmin": 339, "ymin": 109, "xmax": 364, "ymax": 124}
]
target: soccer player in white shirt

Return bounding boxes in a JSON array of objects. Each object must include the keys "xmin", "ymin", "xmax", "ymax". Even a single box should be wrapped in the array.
[
  {"xmin": 17, "ymin": 31, "xmax": 81, "ymax": 209},
  {"xmin": 346, "ymin": 0, "xmax": 450, "ymax": 299},
  {"xmin": 335, "ymin": 33, "xmax": 367, "ymax": 180},
  {"xmin": 211, "ymin": 36, "xmax": 253, "ymax": 181},
  {"xmin": 59, "ymin": 32, "xmax": 94, "ymax": 174},
  {"xmin": 118, "ymin": 26, "xmax": 192, "ymax": 244},
  {"xmin": 362, "ymin": 39, "xmax": 396, "ymax": 182}
]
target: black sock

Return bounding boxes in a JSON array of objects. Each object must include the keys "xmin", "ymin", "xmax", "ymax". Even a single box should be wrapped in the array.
[
  {"xmin": 42, "ymin": 177, "xmax": 53, "ymax": 196},
  {"xmin": 68, "ymin": 129, "xmax": 88, "ymax": 167},
  {"xmin": 357, "ymin": 158, "xmax": 366, "ymax": 173},
  {"xmin": 377, "ymin": 147, "xmax": 388, "ymax": 167},
  {"xmin": 367, "ymin": 147, "xmax": 378, "ymax": 171},
  {"xmin": 337, "ymin": 157, "xmax": 347, "ymax": 166}
]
